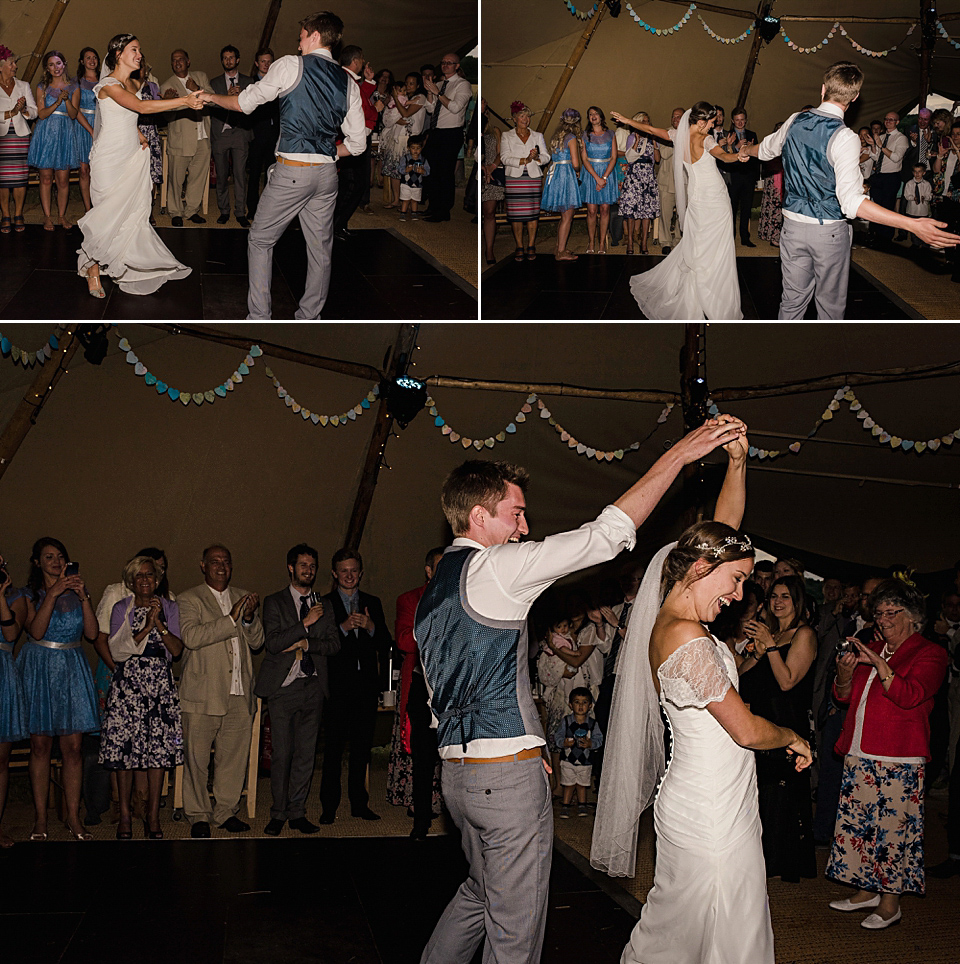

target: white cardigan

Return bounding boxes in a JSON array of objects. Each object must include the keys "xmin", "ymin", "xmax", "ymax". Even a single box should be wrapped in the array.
[
  {"xmin": 500, "ymin": 128, "xmax": 551, "ymax": 178},
  {"xmin": 0, "ymin": 78, "xmax": 38, "ymax": 137}
]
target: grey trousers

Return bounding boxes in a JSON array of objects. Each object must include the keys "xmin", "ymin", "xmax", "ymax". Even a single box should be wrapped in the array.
[
  {"xmin": 421, "ymin": 755, "xmax": 552, "ymax": 964},
  {"xmin": 212, "ymin": 128, "xmax": 250, "ymax": 217},
  {"xmin": 247, "ymin": 160, "xmax": 338, "ymax": 320},
  {"xmin": 266, "ymin": 676, "xmax": 323, "ymax": 821},
  {"xmin": 778, "ymin": 217, "xmax": 852, "ymax": 320}
]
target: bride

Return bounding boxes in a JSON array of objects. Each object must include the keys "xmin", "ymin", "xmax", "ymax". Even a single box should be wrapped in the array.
[
  {"xmin": 611, "ymin": 102, "xmax": 744, "ymax": 319},
  {"xmin": 591, "ymin": 422, "xmax": 812, "ymax": 964},
  {"xmin": 76, "ymin": 34, "xmax": 201, "ymax": 297}
]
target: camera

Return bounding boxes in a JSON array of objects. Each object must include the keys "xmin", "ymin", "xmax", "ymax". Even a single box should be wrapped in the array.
[{"xmin": 835, "ymin": 637, "xmax": 856, "ymax": 657}]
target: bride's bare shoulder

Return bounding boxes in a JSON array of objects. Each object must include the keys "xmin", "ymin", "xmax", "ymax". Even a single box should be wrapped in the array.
[{"xmin": 652, "ymin": 616, "xmax": 709, "ymax": 661}]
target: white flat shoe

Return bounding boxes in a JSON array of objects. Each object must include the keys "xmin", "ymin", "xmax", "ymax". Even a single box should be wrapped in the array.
[
  {"xmin": 861, "ymin": 909, "xmax": 901, "ymax": 930},
  {"xmin": 829, "ymin": 894, "xmax": 881, "ymax": 912}
]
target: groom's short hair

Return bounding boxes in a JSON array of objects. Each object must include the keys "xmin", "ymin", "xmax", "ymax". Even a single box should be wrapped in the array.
[{"xmin": 823, "ymin": 62, "xmax": 863, "ymax": 105}]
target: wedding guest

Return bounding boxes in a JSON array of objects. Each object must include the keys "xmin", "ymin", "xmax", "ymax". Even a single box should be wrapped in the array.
[
  {"xmin": 617, "ymin": 111, "xmax": 660, "ymax": 255},
  {"xmin": 27, "ymin": 50, "xmax": 80, "ymax": 230},
  {"xmin": 480, "ymin": 98, "xmax": 505, "ymax": 265},
  {"xmin": 539, "ymin": 107, "xmax": 582, "ymax": 262},
  {"xmin": 500, "ymin": 101, "xmax": 549, "ymax": 262},
  {"xmin": 101, "ymin": 556, "xmax": 183, "ymax": 839},
  {"xmin": 579, "ymin": 106, "xmax": 618, "ymax": 254},
  {"xmin": 0, "ymin": 551, "xmax": 26, "ymax": 847},
  {"xmin": 0, "ymin": 44, "xmax": 37, "ymax": 234},
  {"xmin": 74, "ymin": 47, "xmax": 99, "ymax": 213},
  {"xmin": 18, "ymin": 538, "xmax": 99, "ymax": 841}
]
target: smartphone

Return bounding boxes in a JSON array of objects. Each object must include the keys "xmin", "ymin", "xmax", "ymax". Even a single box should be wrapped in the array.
[{"xmin": 64, "ymin": 562, "xmax": 79, "ymax": 577}]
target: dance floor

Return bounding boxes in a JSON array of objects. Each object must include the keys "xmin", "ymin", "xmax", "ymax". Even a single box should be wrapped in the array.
[
  {"xmin": 0, "ymin": 834, "xmax": 634, "ymax": 964},
  {"xmin": 0, "ymin": 225, "xmax": 477, "ymax": 321},
  {"xmin": 480, "ymin": 252, "xmax": 923, "ymax": 320}
]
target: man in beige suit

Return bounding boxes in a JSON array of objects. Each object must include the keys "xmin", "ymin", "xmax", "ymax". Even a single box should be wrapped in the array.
[
  {"xmin": 178, "ymin": 544, "xmax": 263, "ymax": 837},
  {"xmin": 162, "ymin": 49, "xmax": 213, "ymax": 226},
  {"xmin": 656, "ymin": 106, "xmax": 684, "ymax": 253}
]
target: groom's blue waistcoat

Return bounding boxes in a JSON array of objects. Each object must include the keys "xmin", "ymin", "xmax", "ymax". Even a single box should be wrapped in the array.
[
  {"xmin": 782, "ymin": 109, "xmax": 846, "ymax": 223},
  {"xmin": 416, "ymin": 548, "xmax": 543, "ymax": 751},
  {"xmin": 276, "ymin": 53, "xmax": 348, "ymax": 158}
]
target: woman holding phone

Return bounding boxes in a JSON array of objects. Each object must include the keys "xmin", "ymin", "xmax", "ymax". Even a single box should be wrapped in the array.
[{"xmin": 18, "ymin": 537, "xmax": 99, "ymax": 840}]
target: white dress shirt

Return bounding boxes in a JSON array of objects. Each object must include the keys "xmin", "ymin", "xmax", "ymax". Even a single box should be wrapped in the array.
[
  {"xmin": 208, "ymin": 585, "xmax": 244, "ymax": 696},
  {"xmin": 237, "ymin": 48, "xmax": 365, "ymax": 162},
  {"xmin": 423, "ymin": 72, "xmax": 471, "ymax": 129},
  {"xmin": 281, "ymin": 584, "xmax": 312, "ymax": 687},
  {"xmin": 428, "ymin": 504, "xmax": 637, "ymax": 759},
  {"xmin": 758, "ymin": 102, "xmax": 865, "ymax": 225},
  {"xmin": 870, "ymin": 128, "xmax": 909, "ymax": 175}
]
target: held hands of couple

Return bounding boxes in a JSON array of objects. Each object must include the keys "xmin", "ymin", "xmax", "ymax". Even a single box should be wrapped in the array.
[{"xmin": 673, "ymin": 415, "xmax": 748, "ymax": 465}]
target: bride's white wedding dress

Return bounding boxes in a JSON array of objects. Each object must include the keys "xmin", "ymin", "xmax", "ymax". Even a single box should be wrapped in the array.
[
  {"xmin": 620, "ymin": 633, "xmax": 773, "ymax": 964},
  {"xmin": 77, "ymin": 77, "xmax": 190, "ymax": 294},
  {"xmin": 630, "ymin": 132, "xmax": 742, "ymax": 320}
]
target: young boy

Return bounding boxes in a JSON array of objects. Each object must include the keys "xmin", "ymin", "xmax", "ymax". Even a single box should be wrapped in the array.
[
  {"xmin": 554, "ymin": 687, "xmax": 603, "ymax": 818},
  {"xmin": 903, "ymin": 163, "xmax": 933, "ymax": 246},
  {"xmin": 399, "ymin": 135, "xmax": 430, "ymax": 221}
]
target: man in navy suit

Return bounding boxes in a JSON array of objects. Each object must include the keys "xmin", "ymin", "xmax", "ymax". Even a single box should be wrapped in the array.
[
  {"xmin": 256, "ymin": 543, "xmax": 340, "ymax": 836},
  {"xmin": 727, "ymin": 106, "xmax": 760, "ymax": 246},
  {"xmin": 318, "ymin": 547, "xmax": 393, "ymax": 823}
]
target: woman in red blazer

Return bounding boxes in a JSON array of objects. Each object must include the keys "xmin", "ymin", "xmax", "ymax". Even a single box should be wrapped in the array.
[{"xmin": 825, "ymin": 579, "xmax": 948, "ymax": 931}]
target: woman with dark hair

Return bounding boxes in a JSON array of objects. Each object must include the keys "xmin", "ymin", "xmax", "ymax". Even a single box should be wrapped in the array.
[
  {"xmin": 17, "ymin": 537, "xmax": 99, "ymax": 840},
  {"xmin": 27, "ymin": 50, "xmax": 80, "ymax": 229},
  {"xmin": 0, "ymin": 550, "xmax": 26, "ymax": 846},
  {"xmin": 739, "ymin": 575, "xmax": 818, "ymax": 881},
  {"xmin": 75, "ymin": 33, "xmax": 201, "ymax": 297},
  {"xmin": 74, "ymin": 47, "xmax": 100, "ymax": 213},
  {"xmin": 611, "ymin": 100, "xmax": 745, "ymax": 318},
  {"xmin": 579, "ymin": 106, "xmax": 618, "ymax": 253},
  {"xmin": 711, "ymin": 578, "xmax": 763, "ymax": 659},
  {"xmin": 102, "ymin": 555, "xmax": 182, "ymax": 839},
  {"xmin": 826, "ymin": 579, "xmax": 947, "ymax": 929},
  {"xmin": 593, "ymin": 422, "xmax": 811, "ymax": 964}
]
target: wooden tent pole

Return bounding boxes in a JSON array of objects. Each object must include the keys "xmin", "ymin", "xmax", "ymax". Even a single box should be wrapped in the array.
[
  {"xmin": 19, "ymin": 0, "xmax": 71, "ymax": 84},
  {"xmin": 537, "ymin": 4, "xmax": 607, "ymax": 133},
  {"xmin": 735, "ymin": 1, "xmax": 772, "ymax": 111},
  {"xmin": 257, "ymin": 0, "xmax": 284, "ymax": 56},
  {"xmin": 0, "ymin": 327, "xmax": 80, "ymax": 484},
  {"xmin": 919, "ymin": 0, "xmax": 937, "ymax": 110},
  {"xmin": 343, "ymin": 324, "xmax": 420, "ymax": 551},
  {"xmin": 147, "ymin": 323, "xmax": 380, "ymax": 381}
]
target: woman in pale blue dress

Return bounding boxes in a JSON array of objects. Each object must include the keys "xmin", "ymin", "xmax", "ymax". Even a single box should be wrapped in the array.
[
  {"xmin": 27, "ymin": 51, "xmax": 80, "ymax": 229},
  {"xmin": 540, "ymin": 107, "xmax": 583, "ymax": 261},
  {"xmin": 74, "ymin": 47, "xmax": 100, "ymax": 213},
  {"xmin": 17, "ymin": 537, "xmax": 99, "ymax": 840},
  {"xmin": 579, "ymin": 106, "xmax": 618, "ymax": 253},
  {"xmin": 0, "ymin": 552, "xmax": 26, "ymax": 847}
]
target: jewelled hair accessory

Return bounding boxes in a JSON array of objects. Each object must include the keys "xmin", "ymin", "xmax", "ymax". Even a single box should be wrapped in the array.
[{"xmin": 694, "ymin": 534, "xmax": 753, "ymax": 557}]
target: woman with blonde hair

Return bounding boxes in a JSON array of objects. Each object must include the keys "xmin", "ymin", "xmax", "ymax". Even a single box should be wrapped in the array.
[
  {"xmin": 540, "ymin": 107, "xmax": 582, "ymax": 261},
  {"xmin": 499, "ymin": 100, "xmax": 550, "ymax": 261},
  {"xmin": 616, "ymin": 110, "xmax": 660, "ymax": 255},
  {"xmin": 0, "ymin": 44, "xmax": 38, "ymax": 233}
]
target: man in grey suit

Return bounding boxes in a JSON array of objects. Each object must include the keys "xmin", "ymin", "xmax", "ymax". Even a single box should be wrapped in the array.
[
  {"xmin": 209, "ymin": 45, "xmax": 254, "ymax": 226},
  {"xmin": 178, "ymin": 544, "xmax": 263, "ymax": 838},
  {"xmin": 257, "ymin": 543, "xmax": 340, "ymax": 836}
]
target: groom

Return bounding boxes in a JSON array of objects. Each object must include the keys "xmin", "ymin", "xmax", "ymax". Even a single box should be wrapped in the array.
[
  {"xmin": 198, "ymin": 11, "xmax": 366, "ymax": 319},
  {"xmin": 738, "ymin": 61, "xmax": 959, "ymax": 319}
]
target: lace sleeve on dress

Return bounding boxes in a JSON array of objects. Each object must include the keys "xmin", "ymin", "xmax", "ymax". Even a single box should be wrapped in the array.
[{"xmin": 659, "ymin": 636, "xmax": 731, "ymax": 709}]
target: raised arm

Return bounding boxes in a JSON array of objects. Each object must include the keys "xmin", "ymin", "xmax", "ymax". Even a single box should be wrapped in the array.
[
  {"xmin": 613, "ymin": 416, "xmax": 746, "ymax": 528},
  {"xmin": 713, "ymin": 419, "xmax": 748, "ymax": 528},
  {"xmin": 610, "ymin": 111, "xmax": 669, "ymax": 141}
]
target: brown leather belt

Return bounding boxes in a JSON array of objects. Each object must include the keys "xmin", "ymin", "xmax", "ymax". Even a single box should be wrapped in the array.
[
  {"xmin": 445, "ymin": 746, "xmax": 543, "ymax": 765},
  {"xmin": 275, "ymin": 155, "xmax": 325, "ymax": 168}
]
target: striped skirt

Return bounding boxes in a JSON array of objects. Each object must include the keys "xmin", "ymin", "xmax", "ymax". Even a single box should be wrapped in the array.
[
  {"xmin": 505, "ymin": 172, "xmax": 542, "ymax": 222},
  {"xmin": 0, "ymin": 130, "xmax": 31, "ymax": 188}
]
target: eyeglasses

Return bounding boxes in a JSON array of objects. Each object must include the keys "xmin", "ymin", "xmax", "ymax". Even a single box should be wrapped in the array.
[
  {"xmin": 884, "ymin": 117, "xmax": 898, "ymax": 122},
  {"xmin": 873, "ymin": 608, "xmax": 905, "ymax": 621},
  {"xmin": 439, "ymin": 60, "xmax": 458, "ymax": 66}
]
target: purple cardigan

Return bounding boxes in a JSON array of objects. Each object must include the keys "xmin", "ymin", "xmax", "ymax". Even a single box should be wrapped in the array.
[{"xmin": 110, "ymin": 596, "xmax": 180, "ymax": 661}]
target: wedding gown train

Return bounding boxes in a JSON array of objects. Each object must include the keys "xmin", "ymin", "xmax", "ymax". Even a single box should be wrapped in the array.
[{"xmin": 77, "ymin": 77, "xmax": 190, "ymax": 294}]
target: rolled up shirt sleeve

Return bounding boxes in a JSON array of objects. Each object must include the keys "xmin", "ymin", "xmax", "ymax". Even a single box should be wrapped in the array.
[
  {"xmin": 341, "ymin": 78, "xmax": 366, "ymax": 156},
  {"xmin": 237, "ymin": 56, "xmax": 295, "ymax": 113},
  {"xmin": 828, "ymin": 126, "xmax": 868, "ymax": 220}
]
